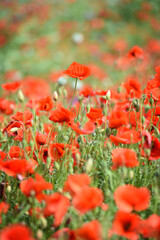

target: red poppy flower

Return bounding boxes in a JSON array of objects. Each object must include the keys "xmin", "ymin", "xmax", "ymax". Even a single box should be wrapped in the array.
[
  {"xmin": 138, "ymin": 214, "xmax": 160, "ymax": 239},
  {"xmin": 1, "ymin": 81, "xmax": 21, "ymax": 92},
  {"xmin": 43, "ymin": 123, "xmax": 56, "ymax": 142},
  {"xmin": 48, "ymin": 143, "xmax": 67, "ymax": 162},
  {"xmin": 123, "ymin": 76, "xmax": 141, "ymax": 99},
  {"xmin": 3, "ymin": 121, "xmax": 24, "ymax": 141},
  {"xmin": 155, "ymin": 65, "xmax": 160, "ymax": 81},
  {"xmin": 70, "ymin": 121, "xmax": 95, "ymax": 135},
  {"xmin": 110, "ymin": 211, "xmax": 140, "ymax": 240},
  {"xmin": 20, "ymin": 173, "xmax": 53, "ymax": 200},
  {"xmin": 43, "ymin": 193, "xmax": 70, "ymax": 226},
  {"xmin": 12, "ymin": 111, "xmax": 33, "ymax": 126},
  {"xmin": 114, "ymin": 185, "xmax": 151, "ymax": 212},
  {"xmin": 111, "ymin": 148, "xmax": 139, "ymax": 170},
  {"xmin": 110, "ymin": 127, "xmax": 141, "ymax": 146},
  {"xmin": 88, "ymin": 63, "xmax": 107, "ymax": 81},
  {"xmin": 0, "ymin": 158, "xmax": 37, "ymax": 177},
  {"xmin": 146, "ymin": 137, "xmax": 160, "ymax": 160},
  {"xmin": 22, "ymin": 76, "xmax": 49, "ymax": 100},
  {"xmin": 72, "ymin": 186, "xmax": 104, "ymax": 214},
  {"xmin": 63, "ymin": 62, "xmax": 91, "ymax": 80},
  {"xmin": 74, "ymin": 220, "xmax": 102, "ymax": 240},
  {"xmin": 0, "ymin": 98, "xmax": 15, "ymax": 115},
  {"xmin": 127, "ymin": 46, "xmax": 144, "ymax": 60},
  {"xmin": 8, "ymin": 146, "xmax": 24, "ymax": 159},
  {"xmin": 52, "ymin": 228, "xmax": 73, "ymax": 240},
  {"xmin": 38, "ymin": 147, "xmax": 48, "ymax": 163},
  {"xmin": 109, "ymin": 110, "xmax": 128, "ymax": 128},
  {"xmin": 86, "ymin": 107, "xmax": 104, "ymax": 122},
  {"xmin": 49, "ymin": 106, "xmax": 74, "ymax": 123},
  {"xmin": 79, "ymin": 86, "xmax": 95, "ymax": 98},
  {"xmin": 35, "ymin": 132, "xmax": 48, "ymax": 145},
  {"xmin": 63, "ymin": 173, "xmax": 91, "ymax": 196},
  {"xmin": 0, "ymin": 151, "xmax": 7, "ymax": 160},
  {"xmin": 38, "ymin": 96, "xmax": 54, "ymax": 111},
  {"xmin": 0, "ymin": 202, "xmax": 9, "ymax": 224},
  {"xmin": 0, "ymin": 224, "xmax": 35, "ymax": 240}
]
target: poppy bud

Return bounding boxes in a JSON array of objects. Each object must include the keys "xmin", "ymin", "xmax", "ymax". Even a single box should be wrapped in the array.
[
  {"xmin": 53, "ymin": 91, "xmax": 58, "ymax": 101},
  {"xmin": 39, "ymin": 122, "xmax": 44, "ymax": 131},
  {"xmin": 99, "ymin": 128, "xmax": 105, "ymax": 133},
  {"xmin": 117, "ymin": 86, "xmax": 121, "ymax": 93},
  {"xmin": 75, "ymin": 152, "xmax": 81, "ymax": 164},
  {"xmin": 149, "ymin": 96, "xmax": 154, "ymax": 106},
  {"xmin": 46, "ymin": 157, "xmax": 51, "ymax": 168},
  {"xmin": 54, "ymin": 161, "xmax": 60, "ymax": 171},
  {"xmin": 37, "ymin": 229, "xmax": 43, "ymax": 239},
  {"xmin": 6, "ymin": 185, "xmax": 11, "ymax": 193},
  {"xmin": 106, "ymin": 127, "xmax": 110, "ymax": 137},
  {"xmin": 144, "ymin": 104, "xmax": 150, "ymax": 114},
  {"xmin": 18, "ymin": 90, "xmax": 25, "ymax": 102},
  {"xmin": 31, "ymin": 190, "xmax": 36, "ymax": 196},
  {"xmin": 85, "ymin": 158, "xmax": 93, "ymax": 173},
  {"xmin": 40, "ymin": 216, "xmax": 47, "ymax": 228},
  {"xmin": 144, "ymin": 148, "xmax": 151, "ymax": 157},
  {"xmin": 129, "ymin": 170, "xmax": 134, "ymax": 179},
  {"xmin": 106, "ymin": 90, "xmax": 111, "ymax": 100},
  {"xmin": 63, "ymin": 88, "xmax": 68, "ymax": 98},
  {"xmin": 142, "ymin": 116, "xmax": 146, "ymax": 124},
  {"xmin": 68, "ymin": 158, "xmax": 74, "ymax": 174},
  {"xmin": 86, "ymin": 104, "xmax": 90, "ymax": 113}
]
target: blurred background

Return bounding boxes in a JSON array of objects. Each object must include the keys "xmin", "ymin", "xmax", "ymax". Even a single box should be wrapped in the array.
[{"xmin": 0, "ymin": 0, "xmax": 160, "ymax": 90}]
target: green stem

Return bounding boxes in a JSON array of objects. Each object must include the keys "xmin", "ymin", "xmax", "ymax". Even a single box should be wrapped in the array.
[{"xmin": 69, "ymin": 77, "xmax": 78, "ymax": 110}]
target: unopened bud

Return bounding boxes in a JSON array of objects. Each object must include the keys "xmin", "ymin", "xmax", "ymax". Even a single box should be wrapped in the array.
[
  {"xmin": 18, "ymin": 90, "xmax": 25, "ymax": 102},
  {"xmin": 86, "ymin": 104, "xmax": 90, "ymax": 113},
  {"xmin": 142, "ymin": 116, "xmax": 145, "ymax": 124},
  {"xmin": 129, "ymin": 170, "xmax": 134, "ymax": 179},
  {"xmin": 63, "ymin": 88, "xmax": 68, "ymax": 98},
  {"xmin": 40, "ymin": 216, "xmax": 47, "ymax": 228},
  {"xmin": 144, "ymin": 148, "xmax": 151, "ymax": 157},
  {"xmin": 117, "ymin": 86, "xmax": 121, "ymax": 93},
  {"xmin": 46, "ymin": 157, "xmax": 51, "ymax": 169},
  {"xmin": 6, "ymin": 185, "xmax": 11, "ymax": 193},
  {"xmin": 53, "ymin": 91, "xmax": 58, "ymax": 101},
  {"xmin": 37, "ymin": 229, "xmax": 43, "ymax": 239},
  {"xmin": 85, "ymin": 158, "xmax": 93, "ymax": 173},
  {"xmin": 144, "ymin": 104, "xmax": 150, "ymax": 114},
  {"xmin": 54, "ymin": 161, "xmax": 60, "ymax": 171},
  {"xmin": 75, "ymin": 153, "xmax": 81, "ymax": 164},
  {"xmin": 30, "ymin": 190, "xmax": 35, "ymax": 196},
  {"xmin": 68, "ymin": 158, "xmax": 74, "ymax": 174},
  {"xmin": 106, "ymin": 90, "xmax": 111, "ymax": 100},
  {"xmin": 149, "ymin": 96, "xmax": 154, "ymax": 106}
]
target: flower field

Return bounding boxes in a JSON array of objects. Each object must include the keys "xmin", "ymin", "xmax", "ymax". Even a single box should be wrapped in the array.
[{"xmin": 0, "ymin": 0, "xmax": 160, "ymax": 239}]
